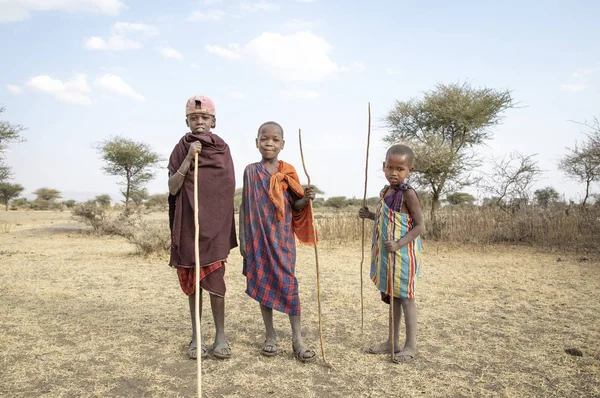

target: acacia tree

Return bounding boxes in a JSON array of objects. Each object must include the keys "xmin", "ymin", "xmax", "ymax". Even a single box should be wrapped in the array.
[
  {"xmin": 483, "ymin": 152, "xmax": 540, "ymax": 212},
  {"xmin": 559, "ymin": 119, "xmax": 600, "ymax": 206},
  {"xmin": 0, "ymin": 182, "xmax": 24, "ymax": 211},
  {"xmin": 96, "ymin": 136, "xmax": 162, "ymax": 209},
  {"xmin": 33, "ymin": 187, "xmax": 62, "ymax": 210},
  {"xmin": 534, "ymin": 187, "xmax": 560, "ymax": 208},
  {"xmin": 0, "ymin": 106, "xmax": 26, "ymax": 183},
  {"xmin": 384, "ymin": 82, "xmax": 514, "ymax": 226},
  {"xmin": 445, "ymin": 192, "xmax": 476, "ymax": 206}
]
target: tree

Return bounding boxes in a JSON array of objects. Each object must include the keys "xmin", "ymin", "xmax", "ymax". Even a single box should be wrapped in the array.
[
  {"xmin": 96, "ymin": 136, "xmax": 163, "ymax": 209},
  {"xmin": 0, "ymin": 182, "xmax": 24, "ymax": 211},
  {"xmin": 0, "ymin": 107, "xmax": 26, "ymax": 183},
  {"xmin": 32, "ymin": 187, "xmax": 62, "ymax": 210},
  {"xmin": 445, "ymin": 192, "xmax": 476, "ymax": 206},
  {"xmin": 129, "ymin": 188, "xmax": 148, "ymax": 206},
  {"xmin": 33, "ymin": 188, "xmax": 62, "ymax": 201},
  {"xmin": 483, "ymin": 152, "xmax": 540, "ymax": 212},
  {"xmin": 559, "ymin": 120, "xmax": 600, "ymax": 206},
  {"xmin": 95, "ymin": 194, "xmax": 112, "ymax": 208},
  {"xmin": 534, "ymin": 187, "xmax": 560, "ymax": 208},
  {"xmin": 384, "ymin": 82, "xmax": 514, "ymax": 226},
  {"xmin": 324, "ymin": 196, "xmax": 348, "ymax": 209},
  {"xmin": 146, "ymin": 193, "xmax": 169, "ymax": 211}
]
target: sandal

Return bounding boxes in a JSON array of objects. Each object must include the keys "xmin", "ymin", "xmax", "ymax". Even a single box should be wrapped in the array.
[
  {"xmin": 293, "ymin": 345, "xmax": 317, "ymax": 363},
  {"xmin": 212, "ymin": 341, "xmax": 232, "ymax": 359},
  {"xmin": 261, "ymin": 340, "xmax": 278, "ymax": 357},
  {"xmin": 393, "ymin": 350, "xmax": 419, "ymax": 364},
  {"xmin": 188, "ymin": 340, "xmax": 208, "ymax": 360}
]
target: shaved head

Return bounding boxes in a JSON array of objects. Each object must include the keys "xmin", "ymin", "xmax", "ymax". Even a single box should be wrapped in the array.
[
  {"xmin": 258, "ymin": 121, "xmax": 284, "ymax": 138},
  {"xmin": 386, "ymin": 144, "xmax": 414, "ymax": 166}
]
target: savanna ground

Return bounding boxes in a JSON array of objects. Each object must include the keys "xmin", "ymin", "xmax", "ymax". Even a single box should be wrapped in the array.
[{"xmin": 1, "ymin": 211, "xmax": 599, "ymax": 398}]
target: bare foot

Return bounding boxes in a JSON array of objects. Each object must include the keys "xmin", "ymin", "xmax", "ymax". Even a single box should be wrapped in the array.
[
  {"xmin": 367, "ymin": 341, "xmax": 401, "ymax": 354},
  {"xmin": 393, "ymin": 349, "xmax": 419, "ymax": 363}
]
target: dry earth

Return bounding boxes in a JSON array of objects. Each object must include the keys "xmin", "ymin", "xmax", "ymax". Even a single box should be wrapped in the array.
[{"xmin": 1, "ymin": 211, "xmax": 599, "ymax": 397}]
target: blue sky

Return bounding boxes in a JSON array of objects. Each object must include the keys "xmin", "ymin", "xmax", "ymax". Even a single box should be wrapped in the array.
[{"xmin": 1, "ymin": 0, "xmax": 599, "ymax": 203}]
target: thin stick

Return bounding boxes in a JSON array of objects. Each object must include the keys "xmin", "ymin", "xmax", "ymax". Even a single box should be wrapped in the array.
[
  {"xmin": 193, "ymin": 153, "xmax": 202, "ymax": 397},
  {"xmin": 388, "ymin": 248, "xmax": 395, "ymax": 362},
  {"xmin": 360, "ymin": 102, "xmax": 372, "ymax": 333},
  {"xmin": 298, "ymin": 128, "xmax": 328, "ymax": 366}
]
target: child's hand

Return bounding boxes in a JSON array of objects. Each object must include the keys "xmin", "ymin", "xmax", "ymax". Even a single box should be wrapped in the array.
[
  {"xmin": 384, "ymin": 239, "xmax": 402, "ymax": 253},
  {"xmin": 358, "ymin": 206, "xmax": 371, "ymax": 219},
  {"xmin": 304, "ymin": 185, "xmax": 316, "ymax": 200},
  {"xmin": 187, "ymin": 141, "xmax": 203, "ymax": 159}
]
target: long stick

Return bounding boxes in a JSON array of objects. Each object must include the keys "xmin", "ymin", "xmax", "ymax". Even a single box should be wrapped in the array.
[
  {"xmin": 388, "ymin": 248, "xmax": 395, "ymax": 362},
  {"xmin": 193, "ymin": 153, "xmax": 202, "ymax": 397},
  {"xmin": 360, "ymin": 102, "xmax": 372, "ymax": 333},
  {"xmin": 298, "ymin": 128, "xmax": 328, "ymax": 366}
]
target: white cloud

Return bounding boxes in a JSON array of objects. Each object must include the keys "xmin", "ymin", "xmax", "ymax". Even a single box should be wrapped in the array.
[
  {"xmin": 560, "ymin": 84, "xmax": 585, "ymax": 93},
  {"xmin": 94, "ymin": 74, "xmax": 145, "ymax": 101},
  {"xmin": 231, "ymin": 91, "xmax": 245, "ymax": 99},
  {"xmin": 85, "ymin": 22, "xmax": 158, "ymax": 51},
  {"xmin": 203, "ymin": 0, "xmax": 223, "ymax": 4},
  {"xmin": 245, "ymin": 31, "xmax": 339, "ymax": 81},
  {"xmin": 159, "ymin": 46, "xmax": 183, "ymax": 60},
  {"xmin": 27, "ymin": 73, "xmax": 92, "ymax": 105},
  {"xmin": 341, "ymin": 61, "xmax": 366, "ymax": 71},
  {"xmin": 285, "ymin": 19, "xmax": 314, "ymax": 30},
  {"xmin": 281, "ymin": 89, "xmax": 319, "ymax": 99},
  {"xmin": 205, "ymin": 44, "xmax": 241, "ymax": 60},
  {"xmin": 296, "ymin": 0, "xmax": 316, "ymax": 3},
  {"xmin": 572, "ymin": 68, "xmax": 599, "ymax": 79},
  {"xmin": 187, "ymin": 10, "xmax": 226, "ymax": 21},
  {"xmin": 241, "ymin": 1, "xmax": 279, "ymax": 11},
  {"xmin": 0, "ymin": 0, "xmax": 124, "ymax": 23},
  {"xmin": 7, "ymin": 84, "xmax": 23, "ymax": 94}
]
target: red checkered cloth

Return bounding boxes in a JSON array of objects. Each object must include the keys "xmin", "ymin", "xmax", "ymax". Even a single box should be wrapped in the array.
[
  {"xmin": 177, "ymin": 261, "xmax": 226, "ymax": 296},
  {"xmin": 242, "ymin": 161, "xmax": 311, "ymax": 315}
]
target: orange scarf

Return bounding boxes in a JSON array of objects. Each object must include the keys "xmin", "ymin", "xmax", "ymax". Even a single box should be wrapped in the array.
[{"xmin": 268, "ymin": 160, "xmax": 317, "ymax": 244}]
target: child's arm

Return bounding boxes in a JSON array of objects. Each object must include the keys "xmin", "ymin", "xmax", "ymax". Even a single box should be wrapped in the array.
[
  {"xmin": 168, "ymin": 141, "xmax": 202, "ymax": 195},
  {"xmin": 384, "ymin": 189, "xmax": 425, "ymax": 252},
  {"xmin": 358, "ymin": 206, "xmax": 376, "ymax": 220},
  {"xmin": 292, "ymin": 185, "xmax": 316, "ymax": 211}
]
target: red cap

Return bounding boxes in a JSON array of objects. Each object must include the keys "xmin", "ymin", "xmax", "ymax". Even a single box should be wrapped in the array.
[{"xmin": 186, "ymin": 95, "xmax": 215, "ymax": 116}]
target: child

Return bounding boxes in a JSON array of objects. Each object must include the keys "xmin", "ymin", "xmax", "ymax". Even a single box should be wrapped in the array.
[
  {"xmin": 239, "ymin": 121, "xmax": 317, "ymax": 362},
  {"xmin": 167, "ymin": 95, "xmax": 237, "ymax": 360},
  {"xmin": 359, "ymin": 144, "xmax": 424, "ymax": 363}
]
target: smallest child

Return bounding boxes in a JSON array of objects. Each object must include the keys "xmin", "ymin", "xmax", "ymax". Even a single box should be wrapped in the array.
[{"xmin": 359, "ymin": 144, "xmax": 424, "ymax": 363}]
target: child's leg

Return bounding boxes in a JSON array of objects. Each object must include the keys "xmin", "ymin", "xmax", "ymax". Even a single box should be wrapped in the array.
[
  {"xmin": 395, "ymin": 298, "xmax": 418, "ymax": 363},
  {"xmin": 289, "ymin": 315, "xmax": 316, "ymax": 362},
  {"xmin": 367, "ymin": 297, "xmax": 402, "ymax": 354},
  {"xmin": 260, "ymin": 304, "xmax": 277, "ymax": 355},
  {"xmin": 209, "ymin": 294, "xmax": 231, "ymax": 358}
]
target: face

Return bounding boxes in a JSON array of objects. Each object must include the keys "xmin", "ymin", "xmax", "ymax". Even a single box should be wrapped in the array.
[
  {"xmin": 186, "ymin": 113, "xmax": 214, "ymax": 135},
  {"xmin": 256, "ymin": 126, "xmax": 284, "ymax": 161},
  {"xmin": 383, "ymin": 154, "xmax": 413, "ymax": 186}
]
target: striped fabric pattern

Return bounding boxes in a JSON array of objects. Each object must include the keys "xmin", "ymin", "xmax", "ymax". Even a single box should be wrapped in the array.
[
  {"xmin": 242, "ymin": 162, "xmax": 301, "ymax": 315},
  {"xmin": 370, "ymin": 186, "xmax": 422, "ymax": 299}
]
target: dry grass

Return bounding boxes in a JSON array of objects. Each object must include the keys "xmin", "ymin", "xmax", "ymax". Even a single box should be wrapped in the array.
[{"xmin": 1, "ymin": 211, "xmax": 599, "ymax": 397}]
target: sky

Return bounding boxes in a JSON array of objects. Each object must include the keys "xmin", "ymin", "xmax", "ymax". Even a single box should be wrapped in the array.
[{"xmin": 1, "ymin": 0, "xmax": 599, "ymax": 204}]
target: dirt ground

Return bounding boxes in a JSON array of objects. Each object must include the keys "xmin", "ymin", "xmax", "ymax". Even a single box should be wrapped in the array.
[{"xmin": 1, "ymin": 211, "xmax": 599, "ymax": 398}]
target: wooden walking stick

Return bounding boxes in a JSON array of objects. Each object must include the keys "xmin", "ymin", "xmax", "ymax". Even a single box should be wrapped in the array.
[
  {"xmin": 388, "ymin": 246, "xmax": 395, "ymax": 362},
  {"xmin": 298, "ymin": 128, "xmax": 328, "ymax": 366},
  {"xmin": 193, "ymin": 152, "xmax": 202, "ymax": 397},
  {"xmin": 360, "ymin": 102, "xmax": 372, "ymax": 333}
]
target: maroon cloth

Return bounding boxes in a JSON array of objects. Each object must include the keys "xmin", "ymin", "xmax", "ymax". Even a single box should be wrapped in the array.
[{"xmin": 168, "ymin": 132, "xmax": 237, "ymax": 268}]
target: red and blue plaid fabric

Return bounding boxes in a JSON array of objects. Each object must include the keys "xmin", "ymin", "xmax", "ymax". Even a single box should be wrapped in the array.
[{"xmin": 242, "ymin": 162, "xmax": 301, "ymax": 315}]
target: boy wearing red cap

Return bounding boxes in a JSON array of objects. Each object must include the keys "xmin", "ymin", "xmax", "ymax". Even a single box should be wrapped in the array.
[{"xmin": 168, "ymin": 95, "xmax": 237, "ymax": 360}]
